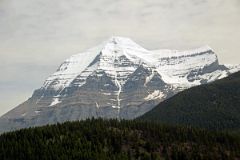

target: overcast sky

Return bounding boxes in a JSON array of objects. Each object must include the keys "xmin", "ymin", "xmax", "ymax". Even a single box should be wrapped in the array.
[{"xmin": 0, "ymin": 0, "xmax": 240, "ymax": 116}]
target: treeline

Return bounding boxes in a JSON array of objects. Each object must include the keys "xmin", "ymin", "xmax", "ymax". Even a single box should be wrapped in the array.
[{"xmin": 0, "ymin": 118, "xmax": 240, "ymax": 160}]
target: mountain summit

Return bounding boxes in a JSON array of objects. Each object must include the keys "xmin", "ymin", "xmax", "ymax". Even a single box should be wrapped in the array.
[{"xmin": 0, "ymin": 37, "xmax": 239, "ymax": 132}]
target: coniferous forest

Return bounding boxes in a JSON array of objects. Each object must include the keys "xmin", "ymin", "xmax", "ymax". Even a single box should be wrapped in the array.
[
  {"xmin": 139, "ymin": 71, "xmax": 240, "ymax": 131},
  {"xmin": 0, "ymin": 119, "xmax": 240, "ymax": 160}
]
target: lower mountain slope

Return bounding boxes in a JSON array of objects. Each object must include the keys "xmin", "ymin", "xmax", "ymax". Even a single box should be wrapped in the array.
[
  {"xmin": 0, "ymin": 119, "xmax": 240, "ymax": 160},
  {"xmin": 139, "ymin": 71, "xmax": 240, "ymax": 131}
]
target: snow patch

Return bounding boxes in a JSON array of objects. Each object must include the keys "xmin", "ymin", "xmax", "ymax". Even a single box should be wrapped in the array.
[
  {"xmin": 144, "ymin": 69, "xmax": 155, "ymax": 86},
  {"xmin": 34, "ymin": 111, "xmax": 41, "ymax": 114},
  {"xmin": 114, "ymin": 72, "xmax": 122, "ymax": 110},
  {"xmin": 49, "ymin": 98, "xmax": 61, "ymax": 106},
  {"xmin": 95, "ymin": 102, "xmax": 99, "ymax": 108},
  {"xmin": 144, "ymin": 90, "xmax": 165, "ymax": 101},
  {"xmin": 103, "ymin": 92, "xmax": 112, "ymax": 95}
]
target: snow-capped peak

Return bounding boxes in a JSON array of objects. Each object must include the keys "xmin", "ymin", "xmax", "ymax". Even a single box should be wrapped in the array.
[
  {"xmin": 104, "ymin": 36, "xmax": 146, "ymax": 50},
  {"xmin": 42, "ymin": 37, "xmax": 151, "ymax": 90},
  {"xmin": 42, "ymin": 37, "xmax": 239, "ymax": 92},
  {"xmin": 100, "ymin": 36, "xmax": 149, "ymax": 58},
  {"xmin": 2, "ymin": 37, "xmax": 240, "ymax": 133}
]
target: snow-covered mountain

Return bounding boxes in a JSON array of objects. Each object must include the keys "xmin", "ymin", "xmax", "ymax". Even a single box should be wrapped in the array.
[{"xmin": 0, "ymin": 36, "xmax": 239, "ymax": 133}]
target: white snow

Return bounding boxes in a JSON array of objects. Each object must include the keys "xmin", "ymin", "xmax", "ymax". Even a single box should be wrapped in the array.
[
  {"xmin": 34, "ymin": 110, "xmax": 41, "ymax": 114},
  {"xmin": 43, "ymin": 44, "xmax": 102, "ymax": 89},
  {"xmin": 144, "ymin": 90, "xmax": 165, "ymax": 100},
  {"xmin": 114, "ymin": 72, "xmax": 122, "ymax": 110},
  {"xmin": 153, "ymin": 47, "xmax": 219, "ymax": 85},
  {"xmin": 41, "ymin": 36, "xmax": 240, "ymax": 100},
  {"xmin": 225, "ymin": 64, "xmax": 240, "ymax": 74},
  {"xmin": 144, "ymin": 69, "xmax": 155, "ymax": 86},
  {"xmin": 43, "ymin": 37, "xmax": 213, "ymax": 91},
  {"xmin": 102, "ymin": 92, "xmax": 112, "ymax": 95},
  {"xmin": 42, "ymin": 37, "xmax": 146, "ymax": 91},
  {"xmin": 95, "ymin": 102, "xmax": 99, "ymax": 108},
  {"xmin": 152, "ymin": 45, "xmax": 213, "ymax": 59},
  {"xmin": 49, "ymin": 98, "xmax": 61, "ymax": 106}
]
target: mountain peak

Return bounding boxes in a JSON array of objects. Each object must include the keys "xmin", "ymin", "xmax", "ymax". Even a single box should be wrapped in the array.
[
  {"xmin": 42, "ymin": 37, "xmax": 239, "ymax": 91},
  {"xmin": 108, "ymin": 36, "xmax": 131, "ymax": 42},
  {"xmin": 102, "ymin": 36, "xmax": 147, "ymax": 53},
  {"xmin": 1, "ymin": 37, "xmax": 240, "ymax": 133},
  {"xmin": 107, "ymin": 36, "xmax": 135, "ymax": 44}
]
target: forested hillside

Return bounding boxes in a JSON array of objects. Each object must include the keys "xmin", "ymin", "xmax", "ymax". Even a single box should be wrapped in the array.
[
  {"xmin": 1, "ymin": 119, "xmax": 240, "ymax": 160},
  {"xmin": 139, "ymin": 71, "xmax": 240, "ymax": 131}
]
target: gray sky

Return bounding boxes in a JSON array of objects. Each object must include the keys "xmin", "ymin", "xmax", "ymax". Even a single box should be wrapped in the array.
[{"xmin": 0, "ymin": 0, "xmax": 240, "ymax": 116}]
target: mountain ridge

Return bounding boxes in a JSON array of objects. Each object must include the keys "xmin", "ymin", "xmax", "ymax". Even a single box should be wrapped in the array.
[{"xmin": 0, "ymin": 36, "xmax": 239, "ymax": 133}]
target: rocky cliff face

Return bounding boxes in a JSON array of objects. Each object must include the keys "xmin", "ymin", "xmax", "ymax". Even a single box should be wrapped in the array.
[{"xmin": 0, "ymin": 37, "xmax": 239, "ymax": 133}]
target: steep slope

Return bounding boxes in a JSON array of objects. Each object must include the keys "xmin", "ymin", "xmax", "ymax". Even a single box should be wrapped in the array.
[
  {"xmin": 139, "ymin": 71, "xmax": 240, "ymax": 130},
  {"xmin": 0, "ymin": 36, "xmax": 239, "ymax": 133},
  {"xmin": 1, "ymin": 119, "xmax": 240, "ymax": 160}
]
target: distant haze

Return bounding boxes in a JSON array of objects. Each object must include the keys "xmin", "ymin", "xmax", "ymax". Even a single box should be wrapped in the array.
[{"xmin": 0, "ymin": 0, "xmax": 239, "ymax": 116}]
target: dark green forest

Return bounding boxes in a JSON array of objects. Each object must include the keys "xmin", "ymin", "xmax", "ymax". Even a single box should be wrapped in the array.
[
  {"xmin": 0, "ymin": 119, "xmax": 240, "ymax": 160},
  {"xmin": 139, "ymin": 71, "xmax": 240, "ymax": 131}
]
